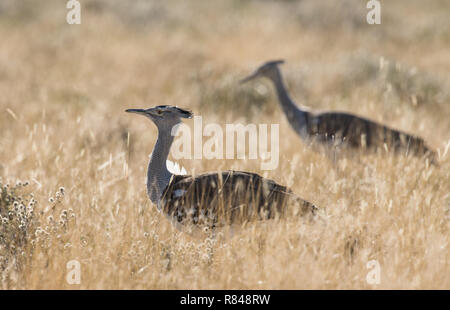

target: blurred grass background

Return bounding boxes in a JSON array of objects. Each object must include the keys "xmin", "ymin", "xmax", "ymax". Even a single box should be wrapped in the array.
[{"xmin": 0, "ymin": 0, "xmax": 449, "ymax": 289}]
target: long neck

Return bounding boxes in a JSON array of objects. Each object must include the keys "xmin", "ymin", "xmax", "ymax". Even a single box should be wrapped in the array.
[
  {"xmin": 147, "ymin": 126, "xmax": 174, "ymax": 206},
  {"xmin": 269, "ymin": 68, "xmax": 308, "ymax": 137}
]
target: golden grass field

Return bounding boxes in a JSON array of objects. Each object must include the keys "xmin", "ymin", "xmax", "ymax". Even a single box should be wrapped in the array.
[{"xmin": 0, "ymin": 0, "xmax": 449, "ymax": 289}]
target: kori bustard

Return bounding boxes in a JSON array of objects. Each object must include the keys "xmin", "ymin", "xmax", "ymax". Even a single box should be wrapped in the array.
[
  {"xmin": 241, "ymin": 60, "xmax": 437, "ymax": 163},
  {"xmin": 126, "ymin": 105, "xmax": 317, "ymax": 236}
]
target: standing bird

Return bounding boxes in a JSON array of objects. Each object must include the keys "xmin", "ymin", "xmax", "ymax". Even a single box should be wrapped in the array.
[
  {"xmin": 126, "ymin": 105, "xmax": 317, "ymax": 236},
  {"xmin": 241, "ymin": 60, "xmax": 437, "ymax": 163}
]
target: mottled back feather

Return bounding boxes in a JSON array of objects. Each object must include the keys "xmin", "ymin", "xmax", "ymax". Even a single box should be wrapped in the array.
[
  {"xmin": 160, "ymin": 171, "xmax": 316, "ymax": 232},
  {"xmin": 304, "ymin": 111, "xmax": 436, "ymax": 160}
]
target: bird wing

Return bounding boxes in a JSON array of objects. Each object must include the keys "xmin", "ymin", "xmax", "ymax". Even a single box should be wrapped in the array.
[
  {"xmin": 160, "ymin": 171, "xmax": 316, "ymax": 227},
  {"xmin": 306, "ymin": 111, "xmax": 435, "ymax": 157}
]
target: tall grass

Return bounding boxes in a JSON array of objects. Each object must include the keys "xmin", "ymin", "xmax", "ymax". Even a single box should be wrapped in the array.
[{"xmin": 0, "ymin": 0, "xmax": 449, "ymax": 289}]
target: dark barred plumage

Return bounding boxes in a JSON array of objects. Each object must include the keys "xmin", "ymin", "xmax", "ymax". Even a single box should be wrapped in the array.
[
  {"xmin": 126, "ymin": 105, "xmax": 319, "ymax": 237},
  {"xmin": 241, "ymin": 60, "xmax": 437, "ymax": 163},
  {"xmin": 160, "ymin": 171, "xmax": 317, "ymax": 231},
  {"xmin": 304, "ymin": 111, "xmax": 436, "ymax": 159}
]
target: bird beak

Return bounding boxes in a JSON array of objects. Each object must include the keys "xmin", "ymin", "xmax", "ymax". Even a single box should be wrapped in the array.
[
  {"xmin": 125, "ymin": 108, "xmax": 147, "ymax": 115},
  {"xmin": 239, "ymin": 71, "xmax": 259, "ymax": 84}
]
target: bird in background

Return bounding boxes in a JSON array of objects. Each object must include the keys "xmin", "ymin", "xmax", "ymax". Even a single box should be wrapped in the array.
[
  {"xmin": 240, "ymin": 60, "xmax": 437, "ymax": 163},
  {"xmin": 126, "ymin": 105, "xmax": 317, "ymax": 237}
]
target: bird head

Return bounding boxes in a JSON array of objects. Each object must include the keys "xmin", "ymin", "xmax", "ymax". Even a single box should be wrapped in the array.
[
  {"xmin": 240, "ymin": 59, "xmax": 285, "ymax": 84},
  {"xmin": 125, "ymin": 105, "xmax": 192, "ymax": 129}
]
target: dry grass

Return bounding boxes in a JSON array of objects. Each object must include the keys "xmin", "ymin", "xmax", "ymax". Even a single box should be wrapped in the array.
[{"xmin": 0, "ymin": 0, "xmax": 449, "ymax": 289}]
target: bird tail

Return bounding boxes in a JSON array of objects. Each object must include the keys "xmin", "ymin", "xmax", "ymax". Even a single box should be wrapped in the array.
[
  {"xmin": 427, "ymin": 151, "xmax": 439, "ymax": 166},
  {"xmin": 405, "ymin": 136, "xmax": 439, "ymax": 165},
  {"xmin": 285, "ymin": 193, "xmax": 320, "ymax": 218},
  {"xmin": 425, "ymin": 144, "xmax": 442, "ymax": 166}
]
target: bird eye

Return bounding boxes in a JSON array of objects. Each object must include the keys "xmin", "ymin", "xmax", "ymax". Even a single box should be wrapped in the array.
[{"xmin": 157, "ymin": 110, "xmax": 162, "ymax": 115}]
